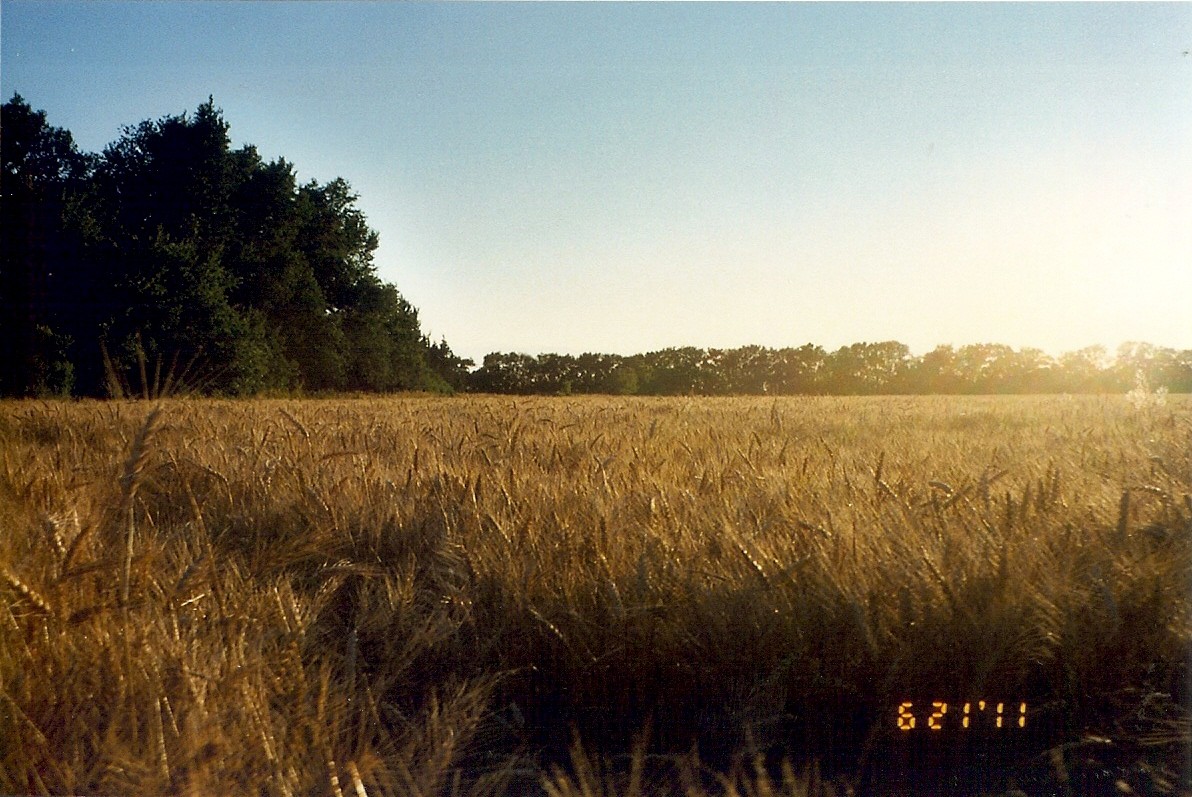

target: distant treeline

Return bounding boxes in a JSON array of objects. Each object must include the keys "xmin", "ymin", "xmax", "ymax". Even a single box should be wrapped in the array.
[
  {"xmin": 468, "ymin": 342, "xmax": 1192, "ymax": 395},
  {"xmin": 1, "ymin": 95, "xmax": 473, "ymax": 398},
  {"xmin": 4, "ymin": 95, "xmax": 1188, "ymax": 399}
]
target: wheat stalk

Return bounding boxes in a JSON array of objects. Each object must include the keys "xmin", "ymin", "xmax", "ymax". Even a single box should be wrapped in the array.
[
  {"xmin": 120, "ymin": 406, "xmax": 162, "ymax": 607},
  {"xmin": 0, "ymin": 562, "xmax": 54, "ymax": 616}
]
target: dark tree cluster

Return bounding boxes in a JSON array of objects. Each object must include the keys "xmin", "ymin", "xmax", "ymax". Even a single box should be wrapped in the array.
[
  {"xmin": 469, "ymin": 341, "xmax": 1192, "ymax": 396},
  {"xmin": 1, "ymin": 95, "xmax": 471, "ymax": 397}
]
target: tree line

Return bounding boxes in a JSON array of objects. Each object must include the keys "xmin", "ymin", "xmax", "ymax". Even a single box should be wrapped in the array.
[
  {"xmin": 468, "ymin": 342, "xmax": 1192, "ymax": 396},
  {"xmin": 4, "ymin": 95, "xmax": 1187, "ymax": 399},
  {"xmin": 2, "ymin": 94, "xmax": 473, "ymax": 397}
]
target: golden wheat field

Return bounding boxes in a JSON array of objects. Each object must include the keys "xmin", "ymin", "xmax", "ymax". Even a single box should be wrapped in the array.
[{"xmin": 0, "ymin": 395, "xmax": 1189, "ymax": 797}]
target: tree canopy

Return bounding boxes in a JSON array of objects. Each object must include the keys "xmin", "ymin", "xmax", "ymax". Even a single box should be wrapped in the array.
[
  {"xmin": 1, "ymin": 94, "xmax": 471, "ymax": 397},
  {"xmin": 467, "ymin": 342, "xmax": 1192, "ymax": 396}
]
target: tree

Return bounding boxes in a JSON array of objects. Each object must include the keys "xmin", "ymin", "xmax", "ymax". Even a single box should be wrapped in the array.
[
  {"xmin": 470, "ymin": 353, "xmax": 537, "ymax": 394},
  {"xmin": 296, "ymin": 178, "xmax": 379, "ymax": 312},
  {"xmin": 1112, "ymin": 342, "xmax": 1180, "ymax": 394},
  {"xmin": 571, "ymin": 352, "xmax": 620, "ymax": 394},
  {"xmin": 1, "ymin": 95, "xmax": 92, "ymax": 395},
  {"xmin": 721, "ymin": 345, "xmax": 778, "ymax": 394},
  {"xmin": 639, "ymin": 347, "xmax": 705, "ymax": 395},
  {"xmin": 425, "ymin": 338, "xmax": 474, "ymax": 392},
  {"xmin": 532, "ymin": 353, "xmax": 577, "ymax": 395},
  {"xmin": 908, "ymin": 345, "xmax": 961, "ymax": 394},
  {"xmin": 770, "ymin": 345, "xmax": 826, "ymax": 394},
  {"xmin": 2, "ymin": 95, "xmax": 456, "ymax": 397},
  {"xmin": 1057, "ymin": 346, "xmax": 1112, "ymax": 393},
  {"xmin": 1167, "ymin": 350, "xmax": 1192, "ymax": 394},
  {"xmin": 1007, "ymin": 347, "xmax": 1057, "ymax": 393},
  {"xmin": 81, "ymin": 99, "xmax": 271, "ymax": 394},
  {"xmin": 604, "ymin": 362, "xmax": 640, "ymax": 395},
  {"xmin": 823, "ymin": 341, "xmax": 911, "ymax": 394},
  {"xmin": 342, "ymin": 279, "xmax": 442, "ymax": 392}
]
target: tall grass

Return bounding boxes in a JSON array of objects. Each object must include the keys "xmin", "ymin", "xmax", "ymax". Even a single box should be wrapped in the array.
[{"xmin": 1, "ymin": 395, "xmax": 1188, "ymax": 796}]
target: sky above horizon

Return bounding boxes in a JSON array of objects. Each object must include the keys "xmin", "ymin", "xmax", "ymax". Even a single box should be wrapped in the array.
[{"xmin": 4, "ymin": 2, "xmax": 1190, "ymax": 365}]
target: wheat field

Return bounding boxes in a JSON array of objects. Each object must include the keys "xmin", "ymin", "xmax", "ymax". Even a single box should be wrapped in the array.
[{"xmin": 1, "ymin": 395, "xmax": 1188, "ymax": 796}]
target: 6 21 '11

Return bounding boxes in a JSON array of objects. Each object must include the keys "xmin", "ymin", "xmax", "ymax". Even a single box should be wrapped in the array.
[{"xmin": 897, "ymin": 701, "xmax": 1027, "ymax": 731}]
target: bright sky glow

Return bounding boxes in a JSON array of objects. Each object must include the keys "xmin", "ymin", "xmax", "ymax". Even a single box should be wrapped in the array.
[{"xmin": 4, "ymin": 2, "xmax": 1190, "ymax": 363}]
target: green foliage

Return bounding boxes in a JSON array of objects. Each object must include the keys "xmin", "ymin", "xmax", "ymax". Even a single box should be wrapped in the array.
[
  {"xmin": 468, "ymin": 343, "xmax": 1192, "ymax": 397},
  {"xmin": 823, "ymin": 341, "xmax": 912, "ymax": 395},
  {"xmin": 1, "ymin": 95, "xmax": 455, "ymax": 397},
  {"xmin": 425, "ymin": 337, "xmax": 475, "ymax": 392},
  {"xmin": 342, "ymin": 280, "xmax": 433, "ymax": 392},
  {"xmin": 0, "ymin": 95, "xmax": 92, "ymax": 396}
]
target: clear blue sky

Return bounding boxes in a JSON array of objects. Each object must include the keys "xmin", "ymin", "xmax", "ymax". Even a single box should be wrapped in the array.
[{"xmin": 4, "ymin": 2, "xmax": 1190, "ymax": 364}]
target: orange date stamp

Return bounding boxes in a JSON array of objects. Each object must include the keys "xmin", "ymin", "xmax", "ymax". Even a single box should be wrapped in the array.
[{"xmin": 896, "ymin": 700, "xmax": 1028, "ymax": 731}]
